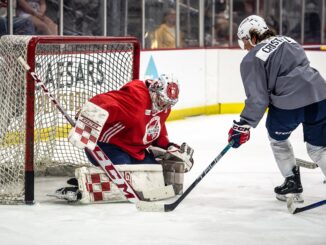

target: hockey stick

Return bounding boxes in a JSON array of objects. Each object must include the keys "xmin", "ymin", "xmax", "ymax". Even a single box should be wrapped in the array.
[
  {"xmin": 18, "ymin": 57, "xmax": 140, "ymax": 203},
  {"xmin": 295, "ymin": 158, "xmax": 318, "ymax": 169},
  {"xmin": 295, "ymin": 158, "xmax": 326, "ymax": 184},
  {"xmin": 287, "ymin": 196, "xmax": 326, "ymax": 214},
  {"xmin": 136, "ymin": 141, "xmax": 234, "ymax": 212}
]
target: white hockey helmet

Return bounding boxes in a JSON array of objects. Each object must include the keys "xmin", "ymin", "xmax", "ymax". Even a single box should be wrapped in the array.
[
  {"xmin": 148, "ymin": 74, "xmax": 179, "ymax": 113},
  {"xmin": 237, "ymin": 15, "xmax": 269, "ymax": 49}
]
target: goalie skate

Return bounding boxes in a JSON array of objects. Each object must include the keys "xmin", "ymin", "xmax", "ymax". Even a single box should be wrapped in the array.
[
  {"xmin": 48, "ymin": 186, "xmax": 82, "ymax": 203},
  {"xmin": 50, "ymin": 164, "xmax": 175, "ymax": 204}
]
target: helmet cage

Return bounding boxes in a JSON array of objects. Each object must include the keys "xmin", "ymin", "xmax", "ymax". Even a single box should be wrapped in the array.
[{"xmin": 149, "ymin": 74, "xmax": 179, "ymax": 113}]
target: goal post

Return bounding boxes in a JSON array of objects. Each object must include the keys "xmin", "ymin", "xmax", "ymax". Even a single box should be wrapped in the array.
[{"xmin": 0, "ymin": 35, "xmax": 140, "ymax": 204}]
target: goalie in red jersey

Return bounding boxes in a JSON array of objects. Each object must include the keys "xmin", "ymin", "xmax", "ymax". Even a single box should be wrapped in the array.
[{"xmin": 51, "ymin": 74, "xmax": 194, "ymax": 203}]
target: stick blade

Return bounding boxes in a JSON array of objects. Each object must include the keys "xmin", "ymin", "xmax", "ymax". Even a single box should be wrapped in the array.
[
  {"xmin": 295, "ymin": 158, "xmax": 318, "ymax": 169},
  {"xmin": 136, "ymin": 200, "xmax": 165, "ymax": 212},
  {"xmin": 142, "ymin": 185, "xmax": 175, "ymax": 201},
  {"xmin": 287, "ymin": 196, "xmax": 296, "ymax": 214}
]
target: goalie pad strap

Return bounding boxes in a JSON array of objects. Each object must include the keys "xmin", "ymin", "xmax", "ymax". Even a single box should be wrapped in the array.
[
  {"xmin": 161, "ymin": 160, "xmax": 185, "ymax": 195},
  {"xmin": 164, "ymin": 172, "xmax": 184, "ymax": 185}
]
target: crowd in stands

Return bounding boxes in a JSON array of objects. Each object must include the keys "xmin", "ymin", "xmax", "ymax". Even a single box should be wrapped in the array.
[{"xmin": 0, "ymin": 0, "xmax": 324, "ymax": 48}]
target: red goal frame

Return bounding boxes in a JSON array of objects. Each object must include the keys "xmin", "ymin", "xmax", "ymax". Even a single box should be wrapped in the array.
[{"xmin": 23, "ymin": 36, "xmax": 140, "ymax": 204}]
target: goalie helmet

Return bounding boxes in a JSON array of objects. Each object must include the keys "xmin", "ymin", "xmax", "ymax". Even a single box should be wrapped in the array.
[
  {"xmin": 148, "ymin": 74, "xmax": 179, "ymax": 113},
  {"xmin": 237, "ymin": 15, "xmax": 269, "ymax": 49}
]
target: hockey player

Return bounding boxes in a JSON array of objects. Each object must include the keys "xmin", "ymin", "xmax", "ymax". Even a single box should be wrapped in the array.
[
  {"xmin": 228, "ymin": 15, "xmax": 326, "ymax": 202},
  {"xmin": 54, "ymin": 74, "xmax": 194, "ymax": 203}
]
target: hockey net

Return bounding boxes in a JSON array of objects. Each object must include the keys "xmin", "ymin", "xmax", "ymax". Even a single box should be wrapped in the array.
[{"xmin": 0, "ymin": 35, "xmax": 140, "ymax": 204}]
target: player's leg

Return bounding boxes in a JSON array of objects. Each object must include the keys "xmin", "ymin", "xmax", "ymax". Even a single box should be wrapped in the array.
[
  {"xmin": 43, "ymin": 16, "xmax": 58, "ymax": 35},
  {"xmin": 52, "ymin": 144, "xmax": 134, "ymax": 202},
  {"xmin": 266, "ymin": 105, "xmax": 303, "ymax": 202},
  {"xmin": 52, "ymin": 163, "xmax": 170, "ymax": 203},
  {"xmin": 306, "ymin": 143, "xmax": 326, "ymax": 177},
  {"xmin": 303, "ymin": 99, "xmax": 326, "ymax": 180},
  {"xmin": 52, "ymin": 144, "xmax": 173, "ymax": 203},
  {"xmin": 28, "ymin": 16, "xmax": 52, "ymax": 35},
  {"xmin": 133, "ymin": 149, "xmax": 158, "ymax": 164},
  {"xmin": 85, "ymin": 142, "xmax": 133, "ymax": 165}
]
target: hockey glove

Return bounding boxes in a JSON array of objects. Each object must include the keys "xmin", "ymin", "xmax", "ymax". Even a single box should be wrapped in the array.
[
  {"xmin": 167, "ymin": 142, "xmax": 194, "ymax": 172},
  {"xmin": 68, "ymin": 101, "xmax": 108, "ymax": 150},
  {"xmin": 228, "ymin": 120, "xmax": 250, "ymax": 148}
]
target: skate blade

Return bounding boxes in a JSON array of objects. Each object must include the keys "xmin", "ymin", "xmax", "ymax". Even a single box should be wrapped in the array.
[
  {"xmin": 276, "ymin": 193, "xmax": 304, "ymax": 203},
  {"xmin": 46, "ymin": 192, "xmax": 79, "ymax": 202}
]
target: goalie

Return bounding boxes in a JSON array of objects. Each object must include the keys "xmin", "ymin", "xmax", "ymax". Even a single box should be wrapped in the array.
[{"xmin": 52, "ymin": 74, "xmax": 194, "ymax": 203}]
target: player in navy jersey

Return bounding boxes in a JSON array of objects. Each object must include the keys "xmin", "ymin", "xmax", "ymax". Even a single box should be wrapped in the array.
[{"xmin": 227, "ymin": 15, "xmax": 326, "ymax": 202}]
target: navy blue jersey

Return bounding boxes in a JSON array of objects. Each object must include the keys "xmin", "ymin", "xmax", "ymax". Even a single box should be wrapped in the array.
[{"xmin": 240, "ymin": 36, "xmax": 326, "ymax": 127}]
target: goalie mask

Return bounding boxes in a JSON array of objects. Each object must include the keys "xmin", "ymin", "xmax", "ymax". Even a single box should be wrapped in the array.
[
  {"xmin": 148, "ymin": 74, "xmax": 179, "ymax": 113},
  {"xmin": 237, "ymin": 15, "xmax": 269, "ymax": 49}
]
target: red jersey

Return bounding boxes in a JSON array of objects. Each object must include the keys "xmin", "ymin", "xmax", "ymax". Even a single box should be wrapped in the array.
[{"xmin": 89, "ymin": 80, "xmax": 171, "ymax": 160}]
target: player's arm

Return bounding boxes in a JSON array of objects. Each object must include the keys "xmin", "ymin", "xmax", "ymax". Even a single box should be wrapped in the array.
[
  {"xmin": 240, "ymin": 54, "xmax": 270, "ymax": 127},
  {"xmin": 39, "ymin": 0, "xmax": 47, "ymax": 16},
  {"xmin": 228, "ymin": 54, "xmax": 269, "ymax": 148},
  {"xmin": 17, "ymin": 0, "xmax": 38, "ymax": 15}
]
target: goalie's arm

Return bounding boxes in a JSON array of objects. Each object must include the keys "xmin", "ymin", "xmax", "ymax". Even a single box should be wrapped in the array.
[{"xmin": 152, "ymin": 122, "xmax": 170, "ymax": 149}]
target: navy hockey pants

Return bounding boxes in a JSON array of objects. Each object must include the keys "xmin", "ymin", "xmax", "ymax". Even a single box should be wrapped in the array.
[
  {"xmin": 266, "ymin": 99, "xmax": 326, "ymax": 146},
  {"xmin": 85, "ymin": 142, "xmax": 158, "ymax": 166}
]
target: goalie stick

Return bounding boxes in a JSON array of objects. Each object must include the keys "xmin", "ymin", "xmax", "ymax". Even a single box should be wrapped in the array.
[
  {"xmin": 287, "ymin": 196, "xmax": 326, "ymax": 214},
  {"xmin": 18, "ymin": 57, "xmax": 140, "ymax": 203},
  {"xmin": 136, "ymin": 141, "xmax": 233, "ymax": 212}
]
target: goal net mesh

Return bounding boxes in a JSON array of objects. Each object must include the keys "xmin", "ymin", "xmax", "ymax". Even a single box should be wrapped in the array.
[{"xmin": 0, "ymin": 36, "xmax": 138, "ymax": 204}]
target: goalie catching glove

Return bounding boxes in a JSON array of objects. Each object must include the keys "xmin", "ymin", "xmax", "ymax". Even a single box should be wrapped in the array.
[
  {"xmin": 228, "ymin": 120, "xmax": 250, "ymax": 148},
  {"xmin": 149, "ymin": 142, "xmax": 194, "ymax": 172}
]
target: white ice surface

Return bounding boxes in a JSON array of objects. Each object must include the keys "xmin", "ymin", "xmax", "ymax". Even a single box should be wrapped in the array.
[{"xmin": 1, "ymin": 114, "xmax": 326, "ymax": 245}]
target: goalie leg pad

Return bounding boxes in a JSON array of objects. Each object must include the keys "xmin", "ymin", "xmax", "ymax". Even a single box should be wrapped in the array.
[
  {"xmin": 161, "ymin": 160, "xmax": 185, "ymax": 195},
  {"xmin": 74, "ymin": 164, "xmax": 171, "ymax": 204}
]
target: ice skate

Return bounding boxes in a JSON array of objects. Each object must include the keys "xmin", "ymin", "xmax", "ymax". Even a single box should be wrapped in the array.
[
  {"xmin": 47, "ymin": 186, "xmax": 82, "ymax": 202},
  {"xmin": 274, "ymin": 166, "xmax": 304, "ymax": 203},
  {"xmin": 47, "ymin": 178, "xmax": 81, "ymax": 202}
]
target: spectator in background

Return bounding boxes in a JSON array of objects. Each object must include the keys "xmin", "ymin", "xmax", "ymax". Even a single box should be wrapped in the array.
[
  {"xmin": 214, "ymin": 12, "xmax": 238, "ymax": 46},
  {"xmin": 151, "ymin": 8, "xmax": 183, "ymax": 49},
  {"xmin": 304, "ymin": 0, "xmax": 321, "ymax": 43},
  {"xmin": 204, "ymin": 1, "xmax": 237, "ymax": 46},
  {"xmin": 0, "ymin": 0, "xmax": 35, "ymax": 36},
  {"xmin": 17, "ymin": 0, "xmax": 57, "ymax": 35}
]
